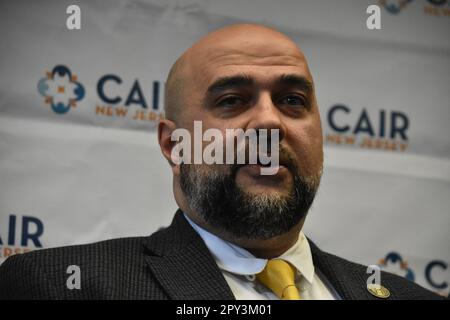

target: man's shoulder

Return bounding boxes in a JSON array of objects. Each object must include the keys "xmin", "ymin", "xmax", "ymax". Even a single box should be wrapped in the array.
[
  {"xmin": 311, "ymin": 242, "xmax": 445, "ymax": 300},
  {"xmin": 0, "ymin": 236, "xmax": 151, "ymax": 299},
  {"xmin": 0, "ymin": 213, "xmax": 200, "ymax": 300},
  {"xmin": 4, "ymin": 236, "xmax": 147, "ymax": 265}
]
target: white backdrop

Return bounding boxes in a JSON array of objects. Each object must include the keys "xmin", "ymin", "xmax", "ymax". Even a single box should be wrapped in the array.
[{"xmin": 0, "ymin": 0, "xmax": 449, "ymax": 296}]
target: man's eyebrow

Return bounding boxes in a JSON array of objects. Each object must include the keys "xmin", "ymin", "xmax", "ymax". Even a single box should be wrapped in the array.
[
  {"xmin": 205, "ymin": 73, "xmax": 313, "ymax": 95},
  {"xmin": 206, "ymin": 75, "xmax": 254, "ymax": 94},
  {"xmin": 277, "ymin": 74, "xmax": 313, "ymax": 93}
]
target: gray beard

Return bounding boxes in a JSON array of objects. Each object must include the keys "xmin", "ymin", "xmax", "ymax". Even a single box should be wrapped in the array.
[{"xmin": 179, "ymin": 162, "xmax": 321, "ymax": 240}]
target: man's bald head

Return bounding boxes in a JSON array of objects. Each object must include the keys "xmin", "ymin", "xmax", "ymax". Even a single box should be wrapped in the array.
[
  {"xmin": 164, "ymin": 23, "xmax": 309, "ymax": 125},
  {"xmin": 164, "ymin": 57, "xmax": 186, "ymax": 124}
]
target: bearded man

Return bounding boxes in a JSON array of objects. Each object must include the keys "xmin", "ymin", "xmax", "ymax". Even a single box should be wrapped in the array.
[{"xmin": 0, "ymin": 24, "xmax": 443, "ymax": 300}]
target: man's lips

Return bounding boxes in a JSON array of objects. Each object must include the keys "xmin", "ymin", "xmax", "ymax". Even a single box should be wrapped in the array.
[{"xmin": 239, "ymin": 164, "xmax": 289, "ymax": 177}]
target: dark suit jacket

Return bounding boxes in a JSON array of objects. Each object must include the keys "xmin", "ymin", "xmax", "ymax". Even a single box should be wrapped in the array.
[{"xmin": 0, "ymin": 210, "xmax": 444, "ymax": 300}]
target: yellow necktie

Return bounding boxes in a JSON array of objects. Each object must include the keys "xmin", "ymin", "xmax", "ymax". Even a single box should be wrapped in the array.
[{"xmin": 256, "ymin": 259, "xmax": 301, "ymax": 300}]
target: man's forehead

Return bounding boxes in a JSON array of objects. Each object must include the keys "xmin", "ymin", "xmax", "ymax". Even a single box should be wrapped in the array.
[
  {"xmin": 185, "ymin": 37, "xmax": 311, "ymax": 89},
  {"xmin": 165, "ymin": 24, "xmax": 314, "ymax": 116}
]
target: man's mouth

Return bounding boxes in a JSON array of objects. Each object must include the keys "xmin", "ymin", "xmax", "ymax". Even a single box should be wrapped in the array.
[{"xmin": 239, "ymin": 163, "xmax": 289, "ymax": 177}]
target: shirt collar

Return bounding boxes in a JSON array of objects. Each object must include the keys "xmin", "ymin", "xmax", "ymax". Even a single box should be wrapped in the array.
[{"xmin": 184, "ymin": 213, "xmax": 315, "ymax": 284}]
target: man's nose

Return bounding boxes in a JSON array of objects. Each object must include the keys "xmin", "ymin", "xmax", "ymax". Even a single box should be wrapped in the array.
[{"xmin": 246, "ymin": 92, "xmax": 286, "ymax": 141}]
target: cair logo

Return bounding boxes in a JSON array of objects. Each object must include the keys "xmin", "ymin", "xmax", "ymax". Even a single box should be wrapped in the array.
[
  {"xmin": 95, "ymin": 74, "xmax": 164, "ymax": 122},
  {"xmin": 378, "ymin": 251, "xmax": 449, "ymax": 295},
  {"xmin": 379, "ymin": 0, "xmax": 450, "ymax": 16},
  {"xmin": 379, "ymin": 252, "xmax": 415, "ymax": 281},
  {"xmin": 325, "ymin": 104, "xmax": 410, "ymax": 152},
  {"xmin": 37, "ymin": 65, "xmax": 165, "ymax": 123},
  {"xmin": 423, "ymin": 0, "xmax": 450, "ymax": 16},
  {"xmin": 37, "ymin": 65, "xmax": 85, "ymax": 114},
  {"xmin": 0, "ymin": 214, "xmax": 45, "ymax": 263},
  {"xmin": 378, "ymin": 0, "xmax": 414, "ymax": 14}
]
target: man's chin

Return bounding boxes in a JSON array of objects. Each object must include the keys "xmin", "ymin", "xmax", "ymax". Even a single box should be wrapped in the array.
[{"xmin": 235, "ymin": 181, "xmax": 293, "ymax": 200}]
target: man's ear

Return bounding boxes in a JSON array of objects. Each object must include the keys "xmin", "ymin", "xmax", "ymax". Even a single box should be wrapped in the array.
[{"xmin": 158, "ymin": 119, "xmax": 180, "ymax": 175}]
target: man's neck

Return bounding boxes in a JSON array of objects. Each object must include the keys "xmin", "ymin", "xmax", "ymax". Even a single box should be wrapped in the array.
[
  {"xmin": 232, "ymin": 221, "xmax": 304, "ymax": 259},
  {"xmin": 183, "ymin": 209, "xmax": 305, "ymax": 259}
]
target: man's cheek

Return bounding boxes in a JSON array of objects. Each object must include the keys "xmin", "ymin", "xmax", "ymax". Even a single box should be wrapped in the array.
[
  {"xmin": 290, "ymin": 139, "xmax": 321, "ymax": 177},
  {"xmin": 300, "ymin": 123, "xmax": 323, "ymax": 159}
]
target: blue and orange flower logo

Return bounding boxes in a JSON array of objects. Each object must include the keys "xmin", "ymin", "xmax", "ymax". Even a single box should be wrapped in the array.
[
  {"xmin": 379, "ymin": 252, "xmax": 415, "ymax": 281},
  {"xmin": 378, "ymin": 0, "xmax": 414, "ymax": 14},
  {"xmin": 37, "ymin": 65, "xmax": 85, "ymax": 114}
]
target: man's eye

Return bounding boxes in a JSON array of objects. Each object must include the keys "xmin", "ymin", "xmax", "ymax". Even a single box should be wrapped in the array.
[
  {"xmin": 217, "ymin": 96, "xmax": 245, "ymax": 108},
  {"xmin": 279, "ymin": 95, "xmax": 306, "ymax": 107}
]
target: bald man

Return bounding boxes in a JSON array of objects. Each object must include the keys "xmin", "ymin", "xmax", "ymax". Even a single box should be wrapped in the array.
[{"xmin": 0, "ymin": 24, "xmax": 444, "ymax": 300}]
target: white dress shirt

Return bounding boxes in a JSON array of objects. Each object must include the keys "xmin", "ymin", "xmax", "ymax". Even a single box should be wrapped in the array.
[{"xmin": 184, "ymin": 213, "xmax": 339, "ymax": 300}]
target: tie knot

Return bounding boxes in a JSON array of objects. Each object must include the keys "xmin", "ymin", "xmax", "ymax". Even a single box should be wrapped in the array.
[{"xmin": 256, "ymin": 259, "xmax": 301, "ymax": 300}]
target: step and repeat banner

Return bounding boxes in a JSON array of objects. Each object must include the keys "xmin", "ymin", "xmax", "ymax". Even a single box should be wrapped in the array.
[{"xmin": 0, "ymin": 0, "xmax": 449, "ymax": 296}]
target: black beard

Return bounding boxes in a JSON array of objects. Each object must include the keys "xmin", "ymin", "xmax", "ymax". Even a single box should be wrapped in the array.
[{"xmin": 179, "ymin": 162, "xmax": 319, "ymax": 240}]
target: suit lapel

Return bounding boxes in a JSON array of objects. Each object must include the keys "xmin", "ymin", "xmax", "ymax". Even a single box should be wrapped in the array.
[
  {"xmin": 309, "ymin": 240, "xmax": 388, "ymax": 300},
  {"xmin": 143, "ymin": 210, "xmax": 235, "ymax": 300}
]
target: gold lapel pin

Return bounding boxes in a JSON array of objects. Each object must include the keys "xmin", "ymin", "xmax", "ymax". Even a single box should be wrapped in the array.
[{"xmin": 367, "ymin": 284, "xmax": 391, "ymax": 299}]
